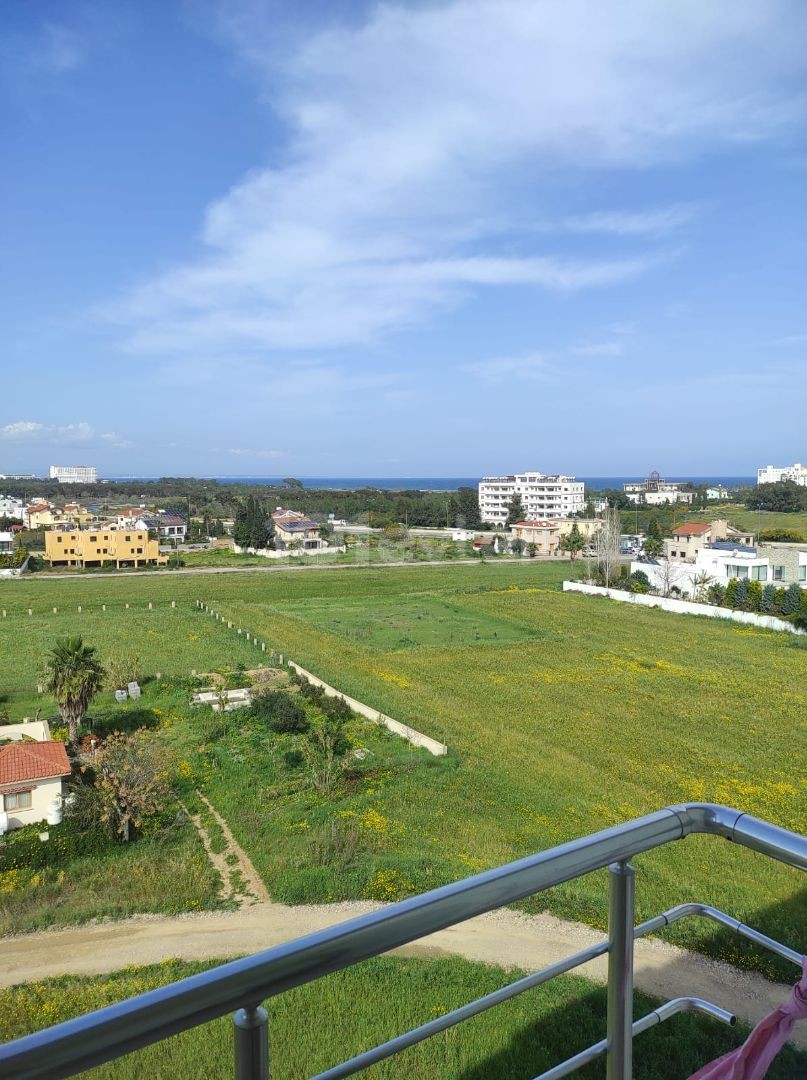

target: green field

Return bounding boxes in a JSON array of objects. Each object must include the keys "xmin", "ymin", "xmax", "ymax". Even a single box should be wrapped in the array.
[
  {"xmin": 3, "ymin": 955, "xmax": 805, "ymax": 1079},
  {"xmin": 1, "ymin": 561, "xmax": 805, "ymax": 978}
]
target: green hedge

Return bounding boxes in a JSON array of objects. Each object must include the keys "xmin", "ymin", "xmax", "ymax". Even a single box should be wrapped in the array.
[{"xmin": 0, "ymin": 817, "xmax": 113, "ymax": 871}]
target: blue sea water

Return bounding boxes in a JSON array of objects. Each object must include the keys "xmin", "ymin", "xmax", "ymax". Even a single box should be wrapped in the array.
[{"xmin": 107, "ymin": 474, "xmax": 755, "ymax": 491}]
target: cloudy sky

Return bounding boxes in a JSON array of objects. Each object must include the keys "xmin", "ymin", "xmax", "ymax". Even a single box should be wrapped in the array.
[{"xmin": 2, "ymin": 0, "xmax": 806, "ymax": 477}]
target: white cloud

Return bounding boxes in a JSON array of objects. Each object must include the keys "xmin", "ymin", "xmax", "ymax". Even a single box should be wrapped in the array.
[
  {"xmin": 561, "ymin": 205, "xmax": 699, "ymax": 236},
  {"xmin": 569, "ymin": 341, "xmax": 625, "ymax": 357},
  {"xmin": 462, "ymin": 352, "xmax": 554, "ymax": 383},
  {"xmin": 0, "ymin": 420, "xmax": 130, "ymax": 448},
  {"xmin": 227, "ymin": 447, "xmax": 285, "ymax": 458},
  {"xmin": 108, "ymin": 0, "xmax": 807, "ymax": 358}
]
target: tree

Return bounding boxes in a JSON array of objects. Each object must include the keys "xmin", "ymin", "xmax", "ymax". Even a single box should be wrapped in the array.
[
  {"xmin": 781, "ymin": 583, "xmax": 802, "ymax": 615},
  {"xmin": 732, "ymin": 578, "xmax": 749, "ymax": 610},
  {"xmin": 596, "ymin": 508, "xmax": 622, "ymax": 587},
  {"xmin": 759, "ymin": 529, "xmax": 806, "ymax": 543},
  {"xmin": 301, "ymin": 713, "xmax": 352, "ymax": 795},
  {"xmin": 760, "ymin": 584, "xmax": 778, "ymax": 613},
  {"xmin": 527, "ymin": 542, "xmax": 537, "ymax": 558},
  {"xmin": 44, "ymin": 637, "xmax": 106, "ymax": 750},
  {"xmin": 560, "ymin": 523, "xmax": 585, "ymax": 562},
  {"xmin": 233, "ymin": 495, "xmax": 273, "ymax": 550},
  {"xmin": 282, "ymin": 478, "xmax": 304, "ymax": 490},
  {"xmin": 455, "ymin": 487, "xmax": 482, "ymax": 529},
  {"xmin": 690, "ymin": 570, "xmax": 713, "ymax": 602},
  {"xmin": 746, "ymin": 481, "xmax": 807, "ymax": 513},
  {"xmin": 628, "ymin": 569, "xmax": 650, "ymax": 594},
  {"xmin": 511, "ymin": 537, "xmax": 524, "ymax": 555},
  {"xmin": 747, "ymin": 579, "xmax": 763, "ymax": 612},
  {"xmin": 642, "ymin": 536, "xmax": 663, "ymax": 560},
  {"xmin": 90, "ymin": 730, "xmax": 172, "ymax": 841},
  {"xmin": 706, "ymin": 582, "xmax": 726, "ymax": 606},
  {"xmin": 505, "ymin": 493, "xmax": 525, "ymax": 527},
  {"xmin": 724, "ymin": 578, "xmax": 739, "ymax": 608},
  {"xmin": 647, "ymin": 516, "xmax": 663, "ymax": 540}
]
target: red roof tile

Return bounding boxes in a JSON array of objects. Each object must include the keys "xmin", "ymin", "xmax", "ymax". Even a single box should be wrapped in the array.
[
  {"xmin": 0, "ymin": 742, "xmax": 71, "ymax": 786},
  {"xmin": 512, "ymin": 520, "xmax": 560, "ymax": 528},
  {"xmin": 673, "ymin": 523, "xmax": 711, "ymax": 536}
]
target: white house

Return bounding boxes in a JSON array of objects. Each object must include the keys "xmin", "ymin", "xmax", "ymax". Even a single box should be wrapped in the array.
[
  {"xmin": 0, "ymin": 740, "xmax": 71, "ymax": 831},
  {"xmin": 0, "ymin": 531, "xmax": 13, "ymax": 554},
  {"xmin": 478, "ymin": 471, "xmax": 584, "ymax": 526},
  {"xmin": 0, "ymin": 496, "xmax": 24, "ymax": 519},
  {"xmin": 757, "ymin": 463, "xmax": 807, "ymax": 486},
  {"xmin": 705, "ymin": 487, "xmax": 731, "ymax": 501},
  {"xmin": 634, "ymin": 543, "xmax": 807, "ymax": 594}
]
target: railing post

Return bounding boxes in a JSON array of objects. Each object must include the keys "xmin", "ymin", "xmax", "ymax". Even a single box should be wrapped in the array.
[
  {"xmin": 606, "ymin": 860, "xmax": 635, "ymax": 1080},
  {"xmin": 233, "ymin": 1004, "xmax": 269, "ymax": 1080}
]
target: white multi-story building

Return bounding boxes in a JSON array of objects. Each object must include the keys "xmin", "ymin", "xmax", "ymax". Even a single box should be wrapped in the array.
[
  {"xmin": 49, "ymin": 465, "xmax": 97, "ymax": 484},
  {"xmin": 478, "ymin": 471, "xmax": 584, "ymax": 526},
  {"xmin": 757, "ymin": 463, "xmax": 807, "ymax": 487},
  {"xmin": 623, "ymin": 472, "xmax": 694, "ymax": 505},
  {"xmin": 0, "ymin": 496, "xmax": 24, "ymax": 519}
]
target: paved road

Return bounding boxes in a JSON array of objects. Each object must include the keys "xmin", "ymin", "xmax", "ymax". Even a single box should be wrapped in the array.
[
  {"xmin": 0, "ymin": 903, "xmax": 800, "ymax": 1044},
  {"xmin": 5, "ymin": 557, "xmax": 566, "ymax": 583}
]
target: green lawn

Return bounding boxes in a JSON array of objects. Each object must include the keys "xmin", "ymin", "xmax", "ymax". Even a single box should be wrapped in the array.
[
  {"xmin": 1, "ymin": 561, "xmax": 805, "ymax": 978},
  {"xmin": 3, "ymin": 955, "xmax": 805, "ymax": 1079}
]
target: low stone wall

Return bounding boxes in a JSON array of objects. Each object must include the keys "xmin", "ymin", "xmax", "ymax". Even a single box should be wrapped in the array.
[
  {"xmin": 287, "ymin": 661, "xmax": 448, "ymax": 757},
  {"xmin": 563, "ymin": 580, "xmax": 805, "ymax": 635}
]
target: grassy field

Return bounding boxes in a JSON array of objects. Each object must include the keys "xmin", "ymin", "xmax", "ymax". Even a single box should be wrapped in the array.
[
  {"xmin": 625, "ymin": 502, "xmax": 807, "ymax": 538},
  {"xmin": 3, "ymin": 955, "xmax": 805, "ymax": 1079},
  {"xmin": 1, "ymin": 561, "xmax": 805, "ymax": 978}
]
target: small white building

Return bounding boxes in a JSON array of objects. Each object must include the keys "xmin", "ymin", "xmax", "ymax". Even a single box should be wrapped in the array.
[
  {"xmin": 705, "ymin": 487, "xmax": 731, "ymax": 501},
  {"xmin": 0, "ymin": 740, "xmax": 71, "ymax": 831},
  {"xmin": 757, "ymin": 463, "xmax": 807, "ymax": 487},
  {"xmin": 0, "ymin": 531, "xmax": 13, "ymax": 554}
]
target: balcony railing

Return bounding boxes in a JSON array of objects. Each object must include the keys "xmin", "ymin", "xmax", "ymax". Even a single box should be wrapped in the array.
[{"xmin": 1, "ymin": 803, "xmax": 805, "ymax": 1080}]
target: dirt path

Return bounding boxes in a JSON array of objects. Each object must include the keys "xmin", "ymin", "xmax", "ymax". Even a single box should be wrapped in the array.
[
  {"xmin": 0, "ymin": 902, "xmax": 802, "ymax": 1045},
  {"xmin": 194, "ymin": 792, "xmax": 270, "ymax": 905}
]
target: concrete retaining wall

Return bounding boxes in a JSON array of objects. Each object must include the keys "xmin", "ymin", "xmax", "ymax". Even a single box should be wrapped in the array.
[
  {"xmin": 563, "ymin": 580, "xmax": 805, "ymax": 635},
  {"xmin": 287, "ymin": 661, "xmax": 448, "ymax": 756}
]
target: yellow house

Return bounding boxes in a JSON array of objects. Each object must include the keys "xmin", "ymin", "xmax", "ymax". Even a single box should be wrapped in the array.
[
  {"xmin": 61, "ymin": 502, "xmax": 94, "ymax": 527},
  {"xmin": 45, "ymin": 528, "xmax": 168, "ymax": 568},
  {"xmin": 24, "ymin": 503, "xmax": 57, "ymax": 529}
]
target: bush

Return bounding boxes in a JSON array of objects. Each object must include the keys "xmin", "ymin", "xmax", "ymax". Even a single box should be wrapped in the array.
[
  {"xmin": 706, "ymin": 583, "xmax": 726, "ymax": 607},
  {"xmin": 759, "ymin": 529, "xmax": 806, "ymax": 543},
  {"xmin": 0, "ymin": 814, "xmax": 112, "ymax": 872},
  {"xmin": 761, "ymin": 584, "xmax": 779, "ymax": 613},
  {"xmin": 781, "ymin": 583, "xmax": 802, "ymax": 616},
  {"xmin": 249, "ymin": 691, "xmax": 310, "ymax": 734},
  {"xmin": 747, "ymin": 580, "xmax": 763, "ymax": 613},
  {"xmin": 628, "ymin": 570, "xmax": 650, "ymax": 594}
]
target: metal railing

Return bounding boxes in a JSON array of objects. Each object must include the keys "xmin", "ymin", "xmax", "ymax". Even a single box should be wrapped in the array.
[{"xmin": 1, "ymin": 802, "xmax": 805, "ymax": 1079}]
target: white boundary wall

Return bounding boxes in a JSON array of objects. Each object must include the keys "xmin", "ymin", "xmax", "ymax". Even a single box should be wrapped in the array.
[
  {"xmin": 287, "ymin": 661, "xmax": 448, "ymax": 756},
  {"xmin": 563, "ymin": 581, "xmax": 805, "ymax": 635}
]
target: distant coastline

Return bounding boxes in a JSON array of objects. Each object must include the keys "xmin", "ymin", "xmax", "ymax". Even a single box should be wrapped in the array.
[{"xmin": 102, "ymin": 474, "xmax": 756, "ymax": 491}]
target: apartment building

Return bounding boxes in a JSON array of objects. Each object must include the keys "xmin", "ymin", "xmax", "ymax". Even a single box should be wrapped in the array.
[
  {"xmin": 45, "ymin": 528, "xmax": 167, "ymax": 568},
  {"xmin": 623, "ymin": 472, "xmax": 694, "ymax": 506},
  {"xmin": 49, "ymin": 464, "xmax": 97, "ymax": 484},
  {"xmin": 0, "ymin": 496, "xmax": 24, "ymax": 519},
  {"xmin": 478, "ymin": 472, "xmax": 584, "ymax": 526},
  {"xmin": 757, "ymin": 463, "xmax": 807, "ymax": 486}
]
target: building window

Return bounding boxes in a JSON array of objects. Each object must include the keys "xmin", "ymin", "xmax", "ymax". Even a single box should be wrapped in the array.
[
  {"xmin": 90, "ymin": 535, "xmax": 97, "ymax": 542},
  {"xmin": 56, "ymin": 535, "xmax": 62, "ymax": 542},
  {"xmin": 125, "ymin": 535, "xmax": 131, "ymax": 542},
  {"xmin": 800, "ymin": 566, "xmax": 806, "ymax": 581},
  {"xmin": 751, "ymin": 566, "xmax": 767, "ymax": 581},
  {"xmin": 773, "ymin": 565, "xmax": 785, "ymax": 581},
  {"xmin": 4, "ymin": 790, "xmax": 32, "ymax": 811},
  {"xmin": 136, "ymin": 547, "xmax": 143, "ymax": 554}
]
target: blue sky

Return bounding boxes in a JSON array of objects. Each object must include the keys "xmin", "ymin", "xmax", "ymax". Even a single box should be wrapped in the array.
[{"xmin": 2, "ymin": 0, "xmax": 806, "ymax": 478}]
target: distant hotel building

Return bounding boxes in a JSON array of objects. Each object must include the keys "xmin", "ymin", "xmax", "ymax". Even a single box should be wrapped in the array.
[
  {"xmin": 49, "ymin": 464, "xmax": 97, "ymax": 484},
  {"xmin": 478, "ymin": 471, "xmax": 584, "ymax": 526},
  {"xmin": 757, "ymin": 463, "xmax": 807, "ymax": 487},
  {"xmin": 623, "ymin": 471, "xmax": 694, "ymax": 506}
]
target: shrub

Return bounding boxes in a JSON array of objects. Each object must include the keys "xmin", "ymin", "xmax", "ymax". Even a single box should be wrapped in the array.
[
  {"xmin": 759, "ymin": 529, "xmax": 806, "ymax": 543},
  {"xmin": 0, "ymin": 814, "xmax": 112, "ymax": 872},
  {"xmin": 760, "ymin": 584, "xmax": 778, "ymax": 613},
  {"xmin": 249, "ymin": 691, "xmax": 310, "ymax": 734},
  {"xmin": 706, "ymin": 583, "xmax": 726, "ymax": 607},
  {"xmin": 628, "ymin": 570, "xmax": 650, "ymax": 594},
  {"xmin": 781, "ymin": 583, "xmax": 802, "ymax": 616},
  {"xmin": 747, "ymin": 580, "xmax": 762, "ymax": 612}
]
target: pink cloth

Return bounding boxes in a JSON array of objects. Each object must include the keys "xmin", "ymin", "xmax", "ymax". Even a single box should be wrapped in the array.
[{"xmin": 689, "ymin": 957, "xmax": 807, "ymax": 1079}]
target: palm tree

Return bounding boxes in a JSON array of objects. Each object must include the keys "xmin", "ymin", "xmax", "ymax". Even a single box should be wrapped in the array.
[{"xmin": 44, "ymin": 637, "xmax": 106, "ymax": 751}]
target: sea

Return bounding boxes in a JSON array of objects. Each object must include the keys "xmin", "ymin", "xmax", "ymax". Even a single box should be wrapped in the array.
[{"xmin": 107, "ymin": 475, "xmax": 756, "ymax": 491}]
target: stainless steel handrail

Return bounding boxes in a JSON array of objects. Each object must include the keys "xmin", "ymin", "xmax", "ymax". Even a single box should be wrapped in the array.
[{"xmin": 1, "ymin": 803, "xmax": 805, "ymax": 1080}]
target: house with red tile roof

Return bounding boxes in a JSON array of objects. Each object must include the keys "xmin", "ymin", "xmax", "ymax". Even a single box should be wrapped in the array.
[
  {"xmin": 664, "ymin": 519, "xmax": 755, "ymax": 562},
  {"xmin": 0, "ymin": 740, "xmax": 71, "ymax": 831}
]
